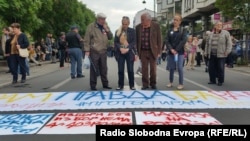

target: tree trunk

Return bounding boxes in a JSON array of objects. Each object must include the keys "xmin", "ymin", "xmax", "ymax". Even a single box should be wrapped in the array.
[
  {"xmin": 244, "ymin": 34, "xmax": 249, "ymax": 64},
  {"xmin": 245, "ymin": 34, "xmax": 250, "ymax": 64}
]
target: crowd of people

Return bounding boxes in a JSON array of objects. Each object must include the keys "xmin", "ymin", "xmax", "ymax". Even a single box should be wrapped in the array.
[{"xmin": 0, "ymin": 12, "xmax": 233, "ymax": 89}]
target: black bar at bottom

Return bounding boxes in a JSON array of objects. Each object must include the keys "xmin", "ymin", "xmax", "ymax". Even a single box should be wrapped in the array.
[{"xmin": 96, "ymin": 125, "xmax": 250, "ymax": 140}]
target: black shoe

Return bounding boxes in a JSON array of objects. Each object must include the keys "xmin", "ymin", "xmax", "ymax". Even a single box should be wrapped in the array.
[
  {"xmin": 151, "ymin": 85, "xmax": 157, "ymax": 89},
  {"xmin": 208, "ymin": 82, "xmax": 216, "ymax": 84},
  {"xmin": 103, "ymin": 86, "xmax": 112, "ymax": 89},
  {"xmin": 12, "ymin": 80, "xmax": 17, "ymax": 84},
  {"xmin": 218, "ymin": 83, "xmax": 222, "ymax": 86},
  {"xmin": 205, "ymin": 68, "xmax": 208, "ymax": 72},
  {"xmin": 21, "ymin": 80, "xmax": 26, "ymax": 83},
  {"xmin": 141, "ymin": 86, "xmax": 149, "ymax": 90},
  {"xmin": 77, "ymin": 75, "xmax": 85, "ymax": 78},
  {"xmin": 130, "ymin": 87, "xmax": 136, "ymax": 90},
  {"xmin": 71, "ymin": 76, "xmax": 76, "ymax": 79},
  {"xmin": 116, "ymin": 86, "xmax": 123, "ymax": 90},
  {"xmin": 91, "ymin": 87, "xmax": 97, "ymax": 90}
]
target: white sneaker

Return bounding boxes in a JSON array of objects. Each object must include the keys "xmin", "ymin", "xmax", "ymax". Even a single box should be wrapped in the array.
[
  {"xmin": 166, "ymin": 83, "xmax": 173, "ymax": 88},
  {"xmin": 177, "ymin": 85, "xmax": 184, "ymax": 90}
]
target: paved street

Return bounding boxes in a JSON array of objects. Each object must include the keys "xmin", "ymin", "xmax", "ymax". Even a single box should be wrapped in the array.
[{"xmin": 0, "ymin": 58, "xmax": 250, "ymax": 141}]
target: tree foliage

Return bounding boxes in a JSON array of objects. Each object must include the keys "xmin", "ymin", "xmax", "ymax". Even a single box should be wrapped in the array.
[
  {"xmin": 215, "ymin": 0, "xmax": 250, "ymax": 32},
  {"xmin": 215, "ymin": 0, "xmax": 250, "ymax": 64},
  {"xmin": 0, "ymin": 0, "xmax": 96, "ymax": 41}
]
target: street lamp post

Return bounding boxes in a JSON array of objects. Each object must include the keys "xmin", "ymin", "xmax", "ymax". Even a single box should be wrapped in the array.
[{"xmin": 142, "ymin": 0, "xmax": 156, "ymax": 18}]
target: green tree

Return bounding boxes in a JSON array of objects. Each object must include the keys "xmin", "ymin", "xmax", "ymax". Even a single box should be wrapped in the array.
[
  {"xmin": 0, "ymin": 0, "xmax": 96, "ymax": 42},
  {"xmin": 0, "ymin": 0, "xmax": 43, "ymax": 33},
  {"xmin": 215, "ymin": 0, "xmax": 250, "ymax": 64}
]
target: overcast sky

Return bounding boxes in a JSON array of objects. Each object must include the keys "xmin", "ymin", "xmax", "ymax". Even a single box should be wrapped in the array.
[{"xmin": 79, "ymin": 0, "xmax": 154, "ymax": 33}]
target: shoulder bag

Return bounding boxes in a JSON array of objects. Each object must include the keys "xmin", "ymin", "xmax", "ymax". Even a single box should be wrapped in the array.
[{"xmin": 19, "ymin": 48, "xmax": 29, "ymax": 58}]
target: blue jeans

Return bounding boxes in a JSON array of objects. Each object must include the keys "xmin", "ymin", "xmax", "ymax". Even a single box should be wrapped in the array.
[
  {"xmin": 167, "ymin": 54, "xmax": 184, "ymax": 85},
  {"xmin": 18, "ymin": 58, "xmax": 29, "ymax": 75},
  {"xmin": 68, "ymin": 48, "xmax": 83, "ymax": 77}
]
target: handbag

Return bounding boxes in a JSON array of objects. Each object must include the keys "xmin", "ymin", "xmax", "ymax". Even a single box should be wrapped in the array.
[
  {"xmin": 52, "ymin": 49, "xmax": 58, "ymax": 53},
  {"xmin": 19, "ymin": 48, "xmax": 29, "ymax": 58}
]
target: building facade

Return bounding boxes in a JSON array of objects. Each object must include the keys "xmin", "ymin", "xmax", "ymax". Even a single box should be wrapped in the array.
[
  {"xmin": 157, "ymin": 0, "xmax": 182, "ymax": 24},
  {"xmin": 156, "ymin": 0, "xmax": 220, "ymax": 36}
]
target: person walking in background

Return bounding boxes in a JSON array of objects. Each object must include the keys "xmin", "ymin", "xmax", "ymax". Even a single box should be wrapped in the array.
[
  {"xmin": 201, "ymin": 30, "xmax": 211, "ymax": 72},
  {"xmin": 51, "ymin": 38, "xmax": 57, "ymax": 63},
  {"xmin": 226, "ymin": 35, "xmax": 238, "ymax": 68},
  {"xmin": 114, "ymin": 16, "xmax": 137, "ymax": 90},
  {"xmin": 135, "ymin": 12, "xmax": 162, "ymax": 90},
  {"xmin": 204, "ymin": 21, "xmax": 232, "ymax": 86},
  {"xmin": 45, "ymin": 33, "xmax": 52, "ymax": 61},
  {"xmin": 4, "ymin": 27, "xmax": 13, "ymax": 74},
  {"xmin": 2, "ymin": 27, "xmax": 11, "ymax": 73},
  {"xmin": 186, "ymin": 36, "xmax": 198, "ymax": 70},
  {"xmin": 184, "ymin": 35, "xmax": 193, "ymax": 68},
  {"xmin": 28, "ymin": 44, "xmax": 41, "ymax": 66},
  {"xmin": 9, "ymin": 23, "xmax": 29, "ymax": 84},
  {"xmin": 195, "ymin": 35, "xmax": 203, "ymax": 67},
  {"xmin": 65, "ymin": 25, "xmax": 84, "ymax": 79},
  {"xmin": 165, "ymin": 13, "xmax": 187, "ymax": 90},
  {"xmin": 58, "ymin": 32, "xmax": 67, "ymax": 68},
  {"xmin": 84, "ymin": 13, "xmax": 113, "ymax": 91}
]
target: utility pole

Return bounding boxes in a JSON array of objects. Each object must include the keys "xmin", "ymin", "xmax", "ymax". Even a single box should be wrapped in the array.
[
  {"xmin": 142, "ymin": 0, "xmax": 156, "ymax": 18},
  {"xmin": 154, "ymin": 0, "xmax": 156, "ymax": 18}
]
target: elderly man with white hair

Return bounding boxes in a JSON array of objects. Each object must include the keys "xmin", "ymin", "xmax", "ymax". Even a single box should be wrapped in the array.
[{"xmin": 84, "ymin": 12, "xmax": 113, "ymax": 91}]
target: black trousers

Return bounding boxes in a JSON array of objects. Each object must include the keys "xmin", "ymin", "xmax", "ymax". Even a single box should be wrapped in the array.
[
  {"xmin": 117, "ymin": 53, "xmax": 134, "ymax": 88},
  {"xmin": 208, "ymin": 55, "xmax": 226, "ymax": 83},
  {"xmin": 59, "ymin": 50, "xmax": 66, "ymax": 67},
  {"xmin": 9, "ymin": 54, "xmax": 26, "ymax": 81},
  {"xmin": 196, "ymin": 52, "xmax": 202, "ymax": 66},
  {"xmin": 226, "ymin": 52, "xmax": 234, "ymax": 67},
  {"xmin": 90, "ymin": 51, "xmax": 109, "ymax": 88}
]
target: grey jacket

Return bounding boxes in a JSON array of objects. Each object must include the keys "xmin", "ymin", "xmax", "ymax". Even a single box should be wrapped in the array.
[
  {"xmin": 204, "ymin": 30, "xmax": 232, "ymax": 58},
  {"xmin": 84, "ymin": 22, "xmax": 113, "ymax": 53}
]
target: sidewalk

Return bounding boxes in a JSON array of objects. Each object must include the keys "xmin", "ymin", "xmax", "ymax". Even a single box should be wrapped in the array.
[
  {"xmin": 228, "ymin": 64, "xmax": 250, "ymax": 74},
  {"xmin": 0, "ymin": 61, "xmax": 63, "ymax": 88}
]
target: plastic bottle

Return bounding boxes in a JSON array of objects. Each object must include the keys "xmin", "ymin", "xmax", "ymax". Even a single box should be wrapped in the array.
[{"xmin": 174, "ymin": 54, "xmax": 178, "ymax": 62}]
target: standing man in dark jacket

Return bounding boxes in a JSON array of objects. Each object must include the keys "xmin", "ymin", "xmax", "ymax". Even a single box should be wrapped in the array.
[
  {"xmin": 84, "ymin": 13, "xmax": 113, "ymax": 91},
  {"xmin": 136, "ymin": 12, "xmax": 162, "ymax": 90},
  {"xmin": 65, "ymin": 26, "xmax": 84, "ymax": 79},
  {"xmin": 114, "ymin": 16, "xmax": 137, "ymax": 90}
]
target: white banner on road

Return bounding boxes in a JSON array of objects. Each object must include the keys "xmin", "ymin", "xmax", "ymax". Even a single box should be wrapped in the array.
[
  {"xmin": 0, "ymin": 113, "xmax": 53, "ymax": 135},
  {"xmin": 0, "ymin": 90, "xmax": 250, "ymax": 111},
  {"xmin": 135, "ymin": 111, "xmax": 222, "ymax": 125},
  {"xmin": 38, "ymin": 112, "xmax": 132, "ymax": 134}
]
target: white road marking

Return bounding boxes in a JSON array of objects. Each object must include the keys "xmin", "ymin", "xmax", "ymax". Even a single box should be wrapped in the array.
[
  {"xmin": 157, "ymin": 67, "xmax": 213, "ymax": 91},
  {"xmin": 50, "ymin": 77, "xmax": 71, "ymax": 90}
]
